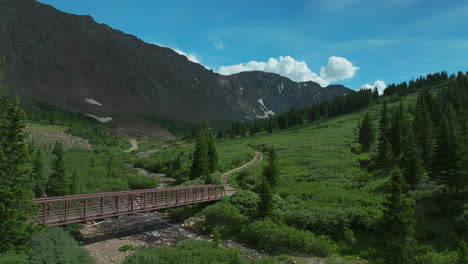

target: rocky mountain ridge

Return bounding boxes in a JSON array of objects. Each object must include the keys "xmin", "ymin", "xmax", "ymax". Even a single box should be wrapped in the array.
[{"xmin": 0, "ymin": 0, "xmax": 353, "ymax": 139}]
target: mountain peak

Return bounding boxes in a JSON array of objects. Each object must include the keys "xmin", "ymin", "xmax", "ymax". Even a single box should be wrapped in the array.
[{"xmin": 0, "ymin": 0, "xmax": 352, "ymax": 138}]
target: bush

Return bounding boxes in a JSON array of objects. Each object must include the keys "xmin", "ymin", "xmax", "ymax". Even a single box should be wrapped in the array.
[
  {"xmin": 123, "ymin": 239, "xmax": 282, "ymax": 264},
  {"xmin": 414, "ymin": 250, "xmax": 458, "ymax": 264},
  {"xmin": 168, "ymin": 204, "xmax": 207, "ymax": 222},
  {"xmin": 240, "ymin": 219, "xmax": 336, "ymax": 257},
  {"xmin": 229, "ymin": 190, "xmax": 260, "ymax": 218},
  {"xmin": 0, "ymin": 252, "xmax": 29, "ymax": 264},
  {"xmin": 127, "ymin": 175, "xmax": 158, "ymax": 190},
  {"xmin": 118, "ymin": 245, "xmax": 138, "ymax": 252},
  {"xmin": 28, "ymin": 228, "xmax": 95, "ymax": 264},
  {"xmin": 235, "ymin": 170, "xmax": 258, "ymax": 191},
  {"xmin": 200, "ymin": 203, "xmax": 247, "ymax": 237}
]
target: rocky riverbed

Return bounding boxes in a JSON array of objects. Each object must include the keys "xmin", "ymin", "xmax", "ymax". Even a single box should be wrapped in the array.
[{"xmin": 81, "ymin": 211, "xmax": 264, "ymax": 264}]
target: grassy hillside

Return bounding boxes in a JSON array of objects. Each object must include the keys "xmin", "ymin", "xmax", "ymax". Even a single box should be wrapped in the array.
[{"xmin": 134, "ymin": 92, "xmax": 420, "ymax": 259}]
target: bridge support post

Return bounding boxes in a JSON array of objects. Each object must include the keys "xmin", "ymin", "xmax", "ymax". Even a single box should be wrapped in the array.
[
  {"xmin": 130, "ymin": 194, "xmax": 133, "ymax": 212},
  {"xmin": 84, "ymin": 198, "xmax": 88, "ymax": 222},
  {"xmin": 101, "ymin": 197, "xmax": 104, "ymax": 216}
]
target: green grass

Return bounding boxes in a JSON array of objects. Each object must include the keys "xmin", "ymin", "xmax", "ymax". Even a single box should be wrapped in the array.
[
  {"xmin": 144, "ymin": 93, "xmax": 422, "ymax": 258},
  {"xmin": 25, "ymin": 123, "xmax": 67, "ymax": 131},
  {"xmin": 118, "ymin": 245, "xmax": 139, "ymax": 252},
  {"xmin": 133, "ymin": 140, "xmax": 255, "ymax": 182},
  {"xmin": 39, "ymin": 145, "xmax": 158, "ymax": 194}
]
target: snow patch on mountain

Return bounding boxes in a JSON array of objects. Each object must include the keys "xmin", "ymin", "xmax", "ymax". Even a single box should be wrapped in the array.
[
  {"xmin": 278, "ymin": 82, "xmax": 285, "ymax": 93},
  {"xmin": 256, "ymin": 98, "xmax": 276, "ymax": 119},
  {"xmin": 87, "ymin": 114, "xmax": 112, "ymax": 123},
  {"xmin": 85, "ymin": 98, "xmax": 102, "ymax": 106}
]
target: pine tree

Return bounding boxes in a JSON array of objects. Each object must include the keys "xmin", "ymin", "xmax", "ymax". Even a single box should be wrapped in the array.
[
  {"xmin": 380, "ymin": 170, "xmax": 417, "ymax": 264},
  {"xmin": 190, "ymin": 131, "xmax": 210, "ymax": 180},
  {"xmin": 376, "ymin": 103, "xmax": 394, "ymax": 169},
  {"xmin": 0, "ymin": 60, "xmax": 36, "ymax": 252},
  {"xmin": 47, "ymin": 141, "xmax": 68, "ymax": 196},
  {"xmin": 207, "ymin": 132, "xmax": 219, "ymax": 173},
  {"xmin": 458, "ymin": 240, "xmax": 468, "ymax": 264},
  {"xmin": 389, "ymin": 102, "xmax": 404, "ymax": 157},
  {"xmin": 430, "ymin": 115, "xmax": 460, "ymax": 193},
  {"xmin": 32, "ymin": 149, "xmax": 47, "ymax": 197},
  {"xmin": 69, "ymin": 171, "xmax": 79, "ymax": 195},
  {"xmin": 257, "ymin": 175, "xmax": 273, "ymax": 218},
  {"xmin": 413, "ymin": 91, "xmax": 435, "ymax": 166},
  {"xmin": 262, "ymin": 147, "xmax": 280, "ymax": 189},
  {"xmin": 379, "ymin": 102, "xmax": 390, "ymax": 138},
  {"xmin": 372, "ymin": 87, "xmax": 379, "ymax": 102},
  {"xmin": 217, "ymin": 128, "xmax": 225, "ymax": 139},
  {"xmin": 400, "ymin": 127, "xmax": 423, "ymax": 189},
  {"xmin": 358, "ymin": 112, "xmax": 374, "ymax": 152}
]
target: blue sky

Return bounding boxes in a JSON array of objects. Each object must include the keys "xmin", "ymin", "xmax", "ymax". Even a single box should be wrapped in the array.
[{"xmin": 38, "ymin": 0, "xmax": 468, "ymax": 91}]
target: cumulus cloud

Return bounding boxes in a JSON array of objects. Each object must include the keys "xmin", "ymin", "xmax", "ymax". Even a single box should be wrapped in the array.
[
  {"xmin": 320, "ymin": 56, "xmax": 360, "ymax": 82},
  {"xmin": 360, "ymin": 80, "xmax": 387, "ymax": 95},
  {"xmin": 218, "ymin": 55, "xmax": 359, "ymax": 87}
]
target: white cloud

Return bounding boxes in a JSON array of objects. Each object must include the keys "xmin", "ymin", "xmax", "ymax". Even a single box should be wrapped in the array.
[
  {"xmin": 360, "ymin": 80, "xmax": 387, "ymax": 95},
  {"xmin": 320, "ymin": 56, "xmax": 360, "ymax": 82},
  {"xmin": 218, "ymin": 55, "xmax": 359, "ymax": 87},
  {"xmin": 214, "ymin": 40, "xmax": 224, "ymax": 50}
]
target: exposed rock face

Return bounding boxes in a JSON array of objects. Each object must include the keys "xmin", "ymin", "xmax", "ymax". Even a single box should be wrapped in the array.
[{"xmin": 0, "ymin": 0, "xmax": 352, "ymax": 138}]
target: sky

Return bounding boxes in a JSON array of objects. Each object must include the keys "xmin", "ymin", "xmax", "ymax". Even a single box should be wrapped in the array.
[{"xmin": 38, "ymin": 0, "xmax": 468, "ymax": 92}]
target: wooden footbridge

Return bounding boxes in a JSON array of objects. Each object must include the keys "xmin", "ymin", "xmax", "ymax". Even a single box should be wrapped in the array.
[
  {"xmin": 29, "ymin": 152, "xmax": 264, "ymax": 227},
  {"xmin": 29, "ymin": 185, "xmax": 226, "ymax": 226}
]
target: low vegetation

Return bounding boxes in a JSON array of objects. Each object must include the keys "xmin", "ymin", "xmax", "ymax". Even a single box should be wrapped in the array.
[
  {"xmin": 123, "ymin": 239, "xmax": 283, "ymax": 264},
  {"xmin": 1, "ymin": 60, "xmax": 467, "ymax": 264}
]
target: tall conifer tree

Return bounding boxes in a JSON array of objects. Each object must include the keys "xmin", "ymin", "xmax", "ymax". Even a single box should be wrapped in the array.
[
  {"xmin": 430, "ymin": 115, "xmax": 460, "ymax": 193},
  {"xmin": 358, "ymin": 112, "xmax": 374, "ymax": 152},
  {"xmin": 47, "ymin": 142, "xmax": 68, "ymax": 196},
  {"xmin": 413, "ymin": 90, "xmax": 435, "ymax": 166},
  {"xmin": 207, "ymin": 132, "xmax": 219, "ymax": 173},
  {"xmin": 0, "ymin": 59, "xmax": 36, "ymax": 252},
  {"xmin": 258, "ymin": 173, "xmax": 274, "ymax": 218},
  {"xmin": 380, "ymin": 170, "xmax": 417, "ymax": 264},
  {"xmin": 400, "ymin": 126, "xmax": 423, "ymax": 189},
  {"xmin": 262, "ymin": 147, "xmax": 280, "ymax": 189},
  {"xmin": 32, "ymin": 149, "xmax": 47, "ymax": 197}
]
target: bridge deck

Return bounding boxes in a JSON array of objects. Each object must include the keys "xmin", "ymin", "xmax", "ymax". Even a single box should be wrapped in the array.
[{"xmin": 30, "ymin": 185, "xmax": 226, "ymax": 226}]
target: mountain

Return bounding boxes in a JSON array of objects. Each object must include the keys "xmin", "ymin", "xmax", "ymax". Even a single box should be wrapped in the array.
[{"xmin": 0, "ymin": 0, "xmax": 353, "ymax": 139}]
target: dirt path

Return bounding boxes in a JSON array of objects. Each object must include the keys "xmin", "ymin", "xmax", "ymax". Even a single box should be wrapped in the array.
[
  {"xmin": 221, "ymin": 151, "xmax": 263, "ymax": 196},
  {"xmin": 124, "ymin": 139, "xmax": 138, "ymax": 152}
]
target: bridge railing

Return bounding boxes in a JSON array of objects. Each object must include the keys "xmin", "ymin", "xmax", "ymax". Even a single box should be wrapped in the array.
[{"xmin": 29, "ymin": 185, "xmax": 226, "ymax": 226}]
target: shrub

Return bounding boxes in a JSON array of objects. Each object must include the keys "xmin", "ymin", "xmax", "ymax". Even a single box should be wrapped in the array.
[
  {"xmin": 350, "ymin": 143, "xmax": 362, "ymax": 154},
  {"xmin": 229, "ymin": 190, "xmax": 260, "ymax": 218},
  {"xmin": 200, "ymin": 203, "xmax": 247, "ymax": 237},
  {"xmin": 414, "ymin": 250, "xmax": 458, "ymax": 264},
  {"xmin": 127, "ymin": 175, "xmax": 158, "ymax": 190},
  {"xmin": 28, "ymin": 228, "xmax": 95, "ymax": 264},
  {"xmin": 118, "ymin": 245, "xmax": 138, "ymax": 252},
  {"xmin": 240, "ymin": 219, "xmax": 336, "ymax": 257},
  {"xmin": 0, "ymin": 252, "xmax": 29, "ymax": 264},
  {"xmin": 235, "ymin": 170, "xmax": 258, "ymax": 191},
  {"xmin": 123, "ymin": 239, "xmax": 282, "ymax": 264}
]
